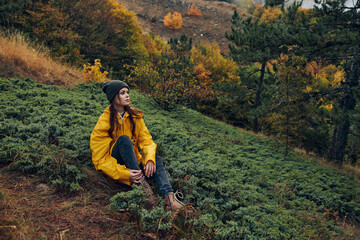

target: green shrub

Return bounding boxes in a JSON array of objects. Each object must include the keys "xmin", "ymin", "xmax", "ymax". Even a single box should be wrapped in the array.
[
  {"xmin": 0, "ymin": 78, "xmax": 105, "ymax": 190},
  {"xmin": 110, "ymin": 185, "xmax": 172, "ymax": 232}
]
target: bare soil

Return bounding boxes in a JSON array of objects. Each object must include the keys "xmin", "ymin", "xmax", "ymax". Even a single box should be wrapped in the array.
[
  {"xmin": 0, "ymin": 170, "xmax": 146, "ymax": 240},
  {"xmin": 118, "ymin": 0, "xmax": 249, "ymax": 53}
]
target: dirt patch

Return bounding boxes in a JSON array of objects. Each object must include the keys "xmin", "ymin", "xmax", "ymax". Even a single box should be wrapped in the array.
[
  {"xmin": 0, "ymin": 171, "xmax": 139, "ymax": 240},
  {"xmin": 118, "ymin": 0, "xmax": 249, "ymax": 53}
]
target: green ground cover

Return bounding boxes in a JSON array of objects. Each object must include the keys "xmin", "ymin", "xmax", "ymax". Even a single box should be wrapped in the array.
[{"xmin": 0, "ymin": 77, "xmax": 359, "ymax": 239}]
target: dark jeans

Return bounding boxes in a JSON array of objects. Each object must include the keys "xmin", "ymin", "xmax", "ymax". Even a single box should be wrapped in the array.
[{"xmin": 111, "ymin": 135, "xmax": 173, "ymax": 196}]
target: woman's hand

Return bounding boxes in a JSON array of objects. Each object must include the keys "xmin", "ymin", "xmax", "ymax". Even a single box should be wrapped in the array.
[
  {"xmin": 144, "ymin": 160, "xmax": 156, "ymax": 178},
  {"xmin": 129, "ymin": 170, "xmax": 143, "ymax": 184}
]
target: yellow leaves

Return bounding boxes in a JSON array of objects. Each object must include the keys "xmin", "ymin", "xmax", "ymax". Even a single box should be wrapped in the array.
[
  {"xmin": 106, "ymin": 0, "xmax": 143, "ymax": 35},
  {"xmin": 333, "ymin": 69, "xmax": 345, "ymax": 87},
  {"xmin": 276, "ymin": 54, "xmax": 339, "ymax": 113},
  {"xmin": 253, "ymin": 4, "xmax": 283, "ymax": 23},
  {"xmin": 317, "ymin": 98, "xmax": 334, "ymax": 111},
  {"xmin": 187, "ymin": 5, "xmax": 202, "ymax": 16},
  {"xmin": 306, "ymin": 61, "xmax": 329, "ymax": 85},
  {"xmin": 142, "ymin": 33, "xmax": 165, "ymax": 58},
  {"xmin": 321, "ymin": 103, "xmax": 334, "ymax": 111},
  {"xmin": 83, "ymin": 59, "xmax": 108, "ymax": 83},
  {"xmin": 301, "ymin": 60, "xmax": 344, "ymax": 112},
  {"xmin": 305, "ymin": 86, "xmax": 313, "ymax": 93},
  {"xmin": 190, "ymin": 42, "xmax": 240, "ymax": 84},
  {"xmin": 260, "ymin": 7, "xmax": 283, "ymax": 23},
  {"xmin": 253, "ymin": 3, "xmax": 264, "ymax": 18},
  {"xmin": 297, "ymin": 7, "xmax": 311, "ymax": 15},
  {"xmin": 305, "ymin": 61, "xmax": 345, "ymax": 88},
  {"xmin": 164, "ymin": 12, "xmax": 183, "ymax": 30}
]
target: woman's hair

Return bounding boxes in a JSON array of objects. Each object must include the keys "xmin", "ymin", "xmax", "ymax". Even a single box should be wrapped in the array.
[{"xmin": 108, "ymin": 103, "xmax": 142, "ymax": 138}]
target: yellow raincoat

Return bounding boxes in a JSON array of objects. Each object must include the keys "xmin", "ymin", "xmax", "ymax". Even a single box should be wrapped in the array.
[{"xmin": 90, "ymin": 106, "xmax": 157, "ymax": 185}]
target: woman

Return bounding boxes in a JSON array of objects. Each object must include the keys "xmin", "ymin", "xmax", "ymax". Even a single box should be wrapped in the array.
[{"xmin": 90, "ymin": 80, "xmax": 183, "ymax": 211}]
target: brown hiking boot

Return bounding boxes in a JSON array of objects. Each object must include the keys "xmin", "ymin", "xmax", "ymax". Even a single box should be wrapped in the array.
[
  {"xmin": 139, "ymin": 176, "xmax": 157, "ymax": 209},
  {"xmin": 164, "ymin": 190, "xmax": 185, "ymax": 212}
]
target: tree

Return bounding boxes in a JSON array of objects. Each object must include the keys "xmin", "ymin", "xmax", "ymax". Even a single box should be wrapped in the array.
[
  {"xmin": 348, "ymin": 89, "xmax": 360, "ymax": 164},
  {"xmin": 307, "ymin": 0, "xmax": 360, "ymax": 164},
  {"xmin": 168, "ymin": 34, "xmax": 192, "ymax": 59},
  {"xmin": 226, "ymin": 8, "xmax": 293, "ymax": 133},
  {"xmin": 267, "ymin": 53, "xmax": 338, "ymax": 156},
  {"xmin": 269, "ymin": 54, "xmax": 309, "ymax": 155},
  {"xmin": 70, "ymin": 0, "xmax": 148, "ymax": 76},
  {"xmin": 328, "ymin": 47, "xmax": 360, "ymax": 164},
  {"xmin": 126, "ymin": 35, "xmax": 215, "ymax": 110},
  {"xmin": 1, "ymin": 0, "xmax": 148, "ymax": 74},
  {"xmin": 187, "ymin": 5, "xmax": 202, "ymax": 16},
  {"xmin": 164, "ymin": 12, "xmax": 183, "ymax": 30},
  {"xmin": 190, "ymin": 42, "xmax": 240, "ymax": 84}
]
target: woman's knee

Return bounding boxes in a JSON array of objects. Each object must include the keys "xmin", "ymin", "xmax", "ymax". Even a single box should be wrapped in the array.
[{"xmin": 117, "ymin": 135, "xmax": 133, "ymax": 148}]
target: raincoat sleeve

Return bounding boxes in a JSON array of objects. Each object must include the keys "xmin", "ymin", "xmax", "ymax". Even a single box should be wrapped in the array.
[
  {"xmin": 90, "ymin": 114, "xmax": 131, "ymax": 186},
  {"xmin": 137, "ymin": 118, "xmax": 157, "ymax": 166}
]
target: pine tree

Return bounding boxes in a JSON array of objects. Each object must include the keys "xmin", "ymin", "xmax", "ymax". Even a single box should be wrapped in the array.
[
  {"xmin": 226, "ymin": 9, "xmax": 292, "ymax": 133},
  {"xmin": 309, "ymin": 0, "xmax": 360, "ymax": 164}
]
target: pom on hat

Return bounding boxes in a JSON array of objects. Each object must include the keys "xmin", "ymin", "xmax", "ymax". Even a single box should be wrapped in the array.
[{"xmin": 102, "ymin": 80, "xmax": 129, "ymax": 103}]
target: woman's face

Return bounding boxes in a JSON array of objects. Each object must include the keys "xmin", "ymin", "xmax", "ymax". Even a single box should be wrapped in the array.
[{"xmin": 113, "ymin": 88, "xmax": 130, "ymax": 109}]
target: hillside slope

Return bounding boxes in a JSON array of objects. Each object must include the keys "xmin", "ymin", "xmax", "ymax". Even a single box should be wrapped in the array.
[
  {"xmin": 1, "ymin": 77, "xmax": 359, "ymax": 239},
  {"xmin": 118, "ymin": 0, "xmax": 247, "ymax": 52},
  {"xmin": 0, "ymin": 31, "xmax": 85, "ymax": 87}
]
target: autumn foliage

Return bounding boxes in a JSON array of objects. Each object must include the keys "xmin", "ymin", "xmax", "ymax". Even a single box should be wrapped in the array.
[
  {"xmin": 254, "ymin": 5, "xmax": 283, "ymax": 22},
  {"xmin": 83, "ymin": 59, "xmax": 109, "ymax": 83},
  {"xmin": 142, "ymin": 33, "xmax": 165, "ymax": 59},
  {"xmin": 125, "ymin": 36, "xmax": 217, "ymax": 109},
  {"xmin": 190, "ymin": 42, "xmax": 240, "ymax": 84},
  {"xmin": 187, "ymin": 5, "xmax": 202, "ymax": 16},
  {"xmin": 0, "ymin": 0, "xmax": 148, "ymax": 75},
  {"xmin": 305, "ymin": 61, "xmax": 345, "ymax": 89},
  {"xmin": 126, "ymin": 55, "xmax": 214, "ymax": 109},
  {"xmin": 163, "ymin": 12, "xmax": 183, "ymax": 30}
]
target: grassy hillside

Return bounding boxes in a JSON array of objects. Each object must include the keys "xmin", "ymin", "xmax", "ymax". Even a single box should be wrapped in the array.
[
  {"xmin": 0, "ymin": 31, "xmax": 84, "ymax": 87},
  {"xmin": 0, "ymin": 77, "xmax": 359, "ymax": 239}
]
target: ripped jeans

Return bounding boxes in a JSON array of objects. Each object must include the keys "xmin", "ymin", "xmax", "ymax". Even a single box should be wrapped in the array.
[{"xmin": 111, "ymin": 135, "xmax": 173, "ymax": 196}]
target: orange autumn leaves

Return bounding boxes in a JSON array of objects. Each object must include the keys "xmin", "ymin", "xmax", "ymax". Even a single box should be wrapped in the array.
[
  {"xmin": 164, "ymin": 12, "xmax": 183, "ymax": 30},
  {"xmin": 164, "ymin": 5, "xmax": 202, "ymax": 30}
]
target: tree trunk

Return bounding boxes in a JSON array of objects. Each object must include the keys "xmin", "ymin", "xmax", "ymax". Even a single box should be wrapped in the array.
[
  {"xmin": 252, "ymin": 59, "xmax": 267, "ymax": 133},
  {"xmin": 349, "ymin": 146, "xmax": 357, "ymax": 165},
  {"xmin": 329, "ymin": 120, "xmax": 351, "ymax": 164},
  {"xmin": 328, "ymin": 47, "xmax": 360, "ymax": 164}
]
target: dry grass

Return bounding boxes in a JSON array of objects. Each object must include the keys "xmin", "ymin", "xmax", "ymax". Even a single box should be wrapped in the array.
[{"xmin": 0, "ymin": 30, "xmax": 85, "ymax": 87}]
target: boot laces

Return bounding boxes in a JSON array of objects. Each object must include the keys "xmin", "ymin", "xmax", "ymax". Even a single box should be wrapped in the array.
[{"xmin": 173, "ymin": 190, "xmax": 184, "ymax": 205}]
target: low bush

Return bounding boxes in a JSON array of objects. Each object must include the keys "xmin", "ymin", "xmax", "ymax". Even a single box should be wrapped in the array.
[
  {"xmin": 163, "ymin": 12, "xmax": 183, "ymax": 30},
  {"xmin": 188, "ymin": 5, "xmax": 202, "ymax": 16},
  {"xmin": 0, "ymin": 77, "xmax": 105, "ymax": 190}
]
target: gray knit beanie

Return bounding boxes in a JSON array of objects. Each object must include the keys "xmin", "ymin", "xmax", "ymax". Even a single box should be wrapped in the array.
[{"xmin": 102, "ymin": 80, "xmax": 129, "ymax": 103}]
